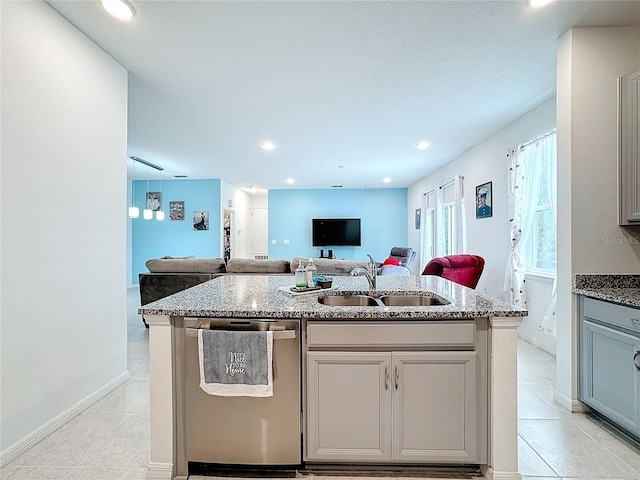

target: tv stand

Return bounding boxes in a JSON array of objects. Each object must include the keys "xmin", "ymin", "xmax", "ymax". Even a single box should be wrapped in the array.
[{"xmin": 319, "ymin": 249, "xmax": 334, "ymax": 259}]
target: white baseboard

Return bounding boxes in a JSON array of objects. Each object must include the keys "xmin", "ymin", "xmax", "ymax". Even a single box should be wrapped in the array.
[
  {"xmin": 553, "ymin": 389, "xmax": 587, "ymax": 413},
  {"xmin": 517, "ymin": 331, "xmax": 556, "ymax": 356},
  {"xmin": 145, "ymin": 462, "xmax": 174, "ymax": 479},
  {"xmin": 481, "ymin": 465, "xmax": 522, "ymax": 480},
  {"xmin": 0, "ymin": 370, "xmax": 129, "ymax": 468}
]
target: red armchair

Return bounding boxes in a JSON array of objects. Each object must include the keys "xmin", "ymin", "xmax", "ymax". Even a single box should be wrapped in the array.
[{"xmin": 421, "ymin": 254, "xmax": 485, "ymax": 289}]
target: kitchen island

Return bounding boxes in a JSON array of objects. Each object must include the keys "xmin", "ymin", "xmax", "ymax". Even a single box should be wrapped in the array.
[{"xmin": 141, "ymin": 275, "xmax": 527, "ymax": 480}]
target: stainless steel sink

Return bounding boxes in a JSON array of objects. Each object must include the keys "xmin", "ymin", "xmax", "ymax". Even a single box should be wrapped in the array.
[
  {"xmin": 318, "ymin": 292, "xmax": 450, "ymax": 307},
  {"xmin": 318, "ymin": 295, "xmax": 379, "ymax": 306},
  {"xmin": 379, "ymin": 295, "xmax": 449, "ymax": 306}
]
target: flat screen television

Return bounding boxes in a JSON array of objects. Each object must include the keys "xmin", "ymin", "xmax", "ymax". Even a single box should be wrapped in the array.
[{"xmin": 312, "ymin": 218, "xmax": 361, "ymax": 247}]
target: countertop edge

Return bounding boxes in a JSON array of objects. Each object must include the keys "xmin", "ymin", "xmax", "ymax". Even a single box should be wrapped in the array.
[{"xmin": 574, "ymin": 288, "xmax": 640, "ymax": 309}]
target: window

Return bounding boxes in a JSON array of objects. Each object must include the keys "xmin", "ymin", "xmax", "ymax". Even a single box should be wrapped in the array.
[
  {"xmin": 422, "ymin": 191, "xmax": 436, "ymax": 264},
  {"xmin": 420, "ymin": 175, "xmax": 465, "ymax": 269},
  {"xmin": 525, "ymin": 137, "xmax": 557, "ymax": 275}
]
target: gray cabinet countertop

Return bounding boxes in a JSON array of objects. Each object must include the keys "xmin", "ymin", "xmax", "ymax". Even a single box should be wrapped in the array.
[{"xmin": 573, "ymin": 274, "xmax": 640, "ymax": 309}]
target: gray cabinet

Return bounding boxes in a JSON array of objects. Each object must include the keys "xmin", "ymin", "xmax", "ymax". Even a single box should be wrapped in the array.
[
  {"xmin": 618, "ymin": 69, "xmax": 640, "ymax": 225},
  {"xmin": 305, "ymin": 321, "xmax": 483, "ymax": 464},
  {"xmin": 579, "ymin": 296, "xmax": 640, "ymax": 438}
]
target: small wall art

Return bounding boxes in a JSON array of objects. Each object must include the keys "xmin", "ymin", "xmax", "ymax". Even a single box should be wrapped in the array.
[
  {"xmin": 146, "ymin": 192, "xmax": 161, "ymax": 211},
  {"xmin": 193, "ymin": 211, "xmax": 209, "ymax": 231},
  {"xmin": 169, "ymin": 201, "xmax": 184, "ymax": 221},
  {"xmin": 476, "ymin": 181, "xmax": 493, "ymax": 218}
]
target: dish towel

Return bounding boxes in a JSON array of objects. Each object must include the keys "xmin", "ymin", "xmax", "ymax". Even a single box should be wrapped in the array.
[{"xmin": 198, "ymin": 329, "xmax": 273, "ymax": 397}]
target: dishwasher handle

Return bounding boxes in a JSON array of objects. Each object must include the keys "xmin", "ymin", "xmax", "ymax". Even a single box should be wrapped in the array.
[{"xmin": 184, "ymin": 328, "xmax": 296, "ymax": 340}]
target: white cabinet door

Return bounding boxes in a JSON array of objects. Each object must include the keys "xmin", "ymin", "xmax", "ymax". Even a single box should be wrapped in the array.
[
  {"xmin": 392, "ymin": 352, "xmax": 478, "ymax": 463},
  {"xmin": 306, "ymin": 352, "xmax": 391, "ymax": 462}
]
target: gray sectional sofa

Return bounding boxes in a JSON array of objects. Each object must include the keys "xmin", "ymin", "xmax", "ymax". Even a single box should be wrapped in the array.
[{"xmin": 138, "ymin": 256, "xmax": 370, "ymax": 324}]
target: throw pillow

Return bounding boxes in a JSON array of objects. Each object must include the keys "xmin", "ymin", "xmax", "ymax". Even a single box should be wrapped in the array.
[{"xmin": 382, "ymin": 257, "xmax": 400, "ymax": 266}]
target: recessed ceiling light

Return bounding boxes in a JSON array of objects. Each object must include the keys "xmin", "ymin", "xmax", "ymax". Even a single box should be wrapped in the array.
[
  {"xmin": 527, "ymin": 0, "xmax": 554, "ymax": 7},
  {"xmin": 416, "ymin": 140, "xmax": 431, "ymax": 150},
  {"xmin": 383, "ymin": 177, "xmax": 392, "ymax": 184},
  {"xmin": 260, "ymin": 141, "xmax": 276, "ymax": 151},
  {"xmin": 286, "ymin": 178, "xmax": 295, "ymax": 184},
  {"xmin": 98, "ymin": 0, "xmax": 135, "ymax": 20}
]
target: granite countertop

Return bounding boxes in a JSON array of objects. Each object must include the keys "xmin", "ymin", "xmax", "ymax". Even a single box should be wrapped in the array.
[
  {"xmin": 139, "ymin": 275, "xmax": 527, "ymax": 320},
  {"xmin": 573, "ymin": 274, "xmax": 640, "ymax": 309}
]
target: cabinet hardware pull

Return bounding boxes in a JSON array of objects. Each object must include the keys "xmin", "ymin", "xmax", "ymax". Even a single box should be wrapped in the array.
[
  {"xmin": 634, "ymin": 350, "xmax": 640, "ymax": 371},
  {"xmin": 632, "ymin": 318, "xmax": 640, "ymax": 325},
  {"xmin": 385, "ymin": 367, "xmax": 389, "ymax": 390},
  {"xmin": 395, "ymin": 366, "xmax": 399, "ymax": 390}
]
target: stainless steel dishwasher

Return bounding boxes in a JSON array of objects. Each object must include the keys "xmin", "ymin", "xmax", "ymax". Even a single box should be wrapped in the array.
[{"xmin": 173, "ymin": 317, "xmax": 301, "ymax": 473}]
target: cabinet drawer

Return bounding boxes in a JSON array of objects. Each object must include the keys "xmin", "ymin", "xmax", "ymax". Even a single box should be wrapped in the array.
[
  {"xmin": 582, "ymin": 297, "xmax": 640, "ymax": 335},
  {"xmin": 306, "ymin": 321, "xmax": 475, "ymax": 348}
]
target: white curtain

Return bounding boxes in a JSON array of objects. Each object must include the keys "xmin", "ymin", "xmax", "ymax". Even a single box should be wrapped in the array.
[
  {"xmin": 435, "ymin": 185, "xmax": 446, "ymax": 257},
  {"xmin": 504, "ymin": 143, "xmax": 542, "ymax": 307},
  {"xmin": 504, "ymin": 133, "xmax": 557, "ymax": 320},
  {"xmin": 419, "ymin": 193, "xmax": 429, "ymax": 271},
  {"xmin": 454, "ymin": 174, "xmax": 466, "ymax": 254}
]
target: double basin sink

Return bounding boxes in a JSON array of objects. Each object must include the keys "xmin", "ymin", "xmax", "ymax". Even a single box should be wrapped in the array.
[{"xmin": 319, "ymin": 292, "xmax": 450, "ymax": 307}]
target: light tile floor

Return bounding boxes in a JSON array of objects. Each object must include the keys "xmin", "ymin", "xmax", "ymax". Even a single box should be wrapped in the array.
[{"xmin": 2, "ymin": 287, "xmax": 639, "ymax": 479}]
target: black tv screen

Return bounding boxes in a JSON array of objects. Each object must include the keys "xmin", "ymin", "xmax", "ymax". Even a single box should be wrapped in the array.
[{"xmin": 312, "ymin": 218, "xmax": 361, "ymax": 247}]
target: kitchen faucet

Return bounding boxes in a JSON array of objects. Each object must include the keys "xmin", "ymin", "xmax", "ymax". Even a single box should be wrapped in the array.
[{"xmin": 351, "ymin": 254, "xmax": 377, "ymax": 290}]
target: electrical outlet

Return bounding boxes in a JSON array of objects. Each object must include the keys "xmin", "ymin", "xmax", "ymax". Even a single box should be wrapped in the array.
[
  {"xmin": 271, "ymin": 239, "xmax": 276, "ymax": 244},
  {"xmin": 284, "ymin": 239, "xmax": 290, "ymax": 244}
]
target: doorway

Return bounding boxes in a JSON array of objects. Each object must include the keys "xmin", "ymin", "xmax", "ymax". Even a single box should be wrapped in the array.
[{"xmin": 223, "ymin": 209, "xmax": 234, "ymax": 261}]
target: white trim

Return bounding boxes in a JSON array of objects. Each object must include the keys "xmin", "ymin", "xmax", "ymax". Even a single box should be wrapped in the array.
[
  {"xmin": 145, "ymin": 462, "xmax": 175, "ymax": 480},
  {"xmin": 516, "ymin": 331, "xmax": 556, "ymax": 356},
  {"xmin": 0, "ymin": 371, "xmax": 129, "ymax": 468},
  {"xmin": 553, "ymin": 389, "xmax": 588, "ymax": 413},
  {"xmin": 145, "ymin": 314, "xmax": 171, "ymax": 327},
  {"xmin": 524, "ymin": 270, "xmax": 555, "ymax": 282},
  {"xmin": 482, "ymin": 466, "xmax": 523, "ymax": 480}
]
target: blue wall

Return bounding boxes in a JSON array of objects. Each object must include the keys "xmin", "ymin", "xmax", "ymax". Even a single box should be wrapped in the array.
[
  {"xmin": 268, "ymin": 188, "xmax": 408, "ymax": 262},
  {"xmin": 131, "ymin": 179, "xmax": 220, "ymax": 284}
]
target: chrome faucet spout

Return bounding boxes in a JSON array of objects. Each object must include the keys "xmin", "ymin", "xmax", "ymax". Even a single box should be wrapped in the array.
[{"xmin": 351, "ymin": 254, "xmax": 377, "ymax": 290}]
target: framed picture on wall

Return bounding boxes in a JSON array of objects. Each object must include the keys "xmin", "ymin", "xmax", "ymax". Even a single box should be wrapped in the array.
[
  {"xmin": 415, "ymin": 208, "xmax": 421, "ymax": 229},
  {"xmin": 193, "ymin": 211, "xmax": 209, "ymax": 231},
  {"xmin": 476, "ymin": 181, "xmax": 493, "ymax": 218},
  {"xmin": 169, "ymin": 201, "xmax": 184, "ymax": 221},
  {"xmin": 146, "ymin": 192, "xmax": 161, "ymax": 211}
]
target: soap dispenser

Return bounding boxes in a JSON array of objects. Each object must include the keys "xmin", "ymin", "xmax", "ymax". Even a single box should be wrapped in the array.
[
  {"xmin": 295, "ymin": 259, "xmax": 307, "ymax": 288},
  {"xmin": 305, "ymin": 257, "xmax": 317, "ymax": 287}
]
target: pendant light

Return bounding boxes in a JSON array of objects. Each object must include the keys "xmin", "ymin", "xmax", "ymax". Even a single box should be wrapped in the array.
[
  {"xmin": 155, "ymin": 170, "xmax": 165, "ymax": 221},
  {"xmin": 143, "ymin": 164, "xmax": 153, "ymax": 220},
  {"xmin": 128, "ymin": 157, "xmax": 139, "ymax": 218}
]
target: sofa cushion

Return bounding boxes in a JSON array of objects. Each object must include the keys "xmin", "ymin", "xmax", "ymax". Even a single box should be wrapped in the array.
[
  {"xmin": 146, "ymin": 257, "xmax": 227, "ymax": 273},
  {"xmin": 226, "ymin": 258, "xmax": 291, "ymax": 274}
]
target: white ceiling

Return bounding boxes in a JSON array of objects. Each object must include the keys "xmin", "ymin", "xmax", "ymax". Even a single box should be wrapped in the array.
[{"xmin": 47, "ymin": 0, "xmax": 640, "ymax": 193}]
